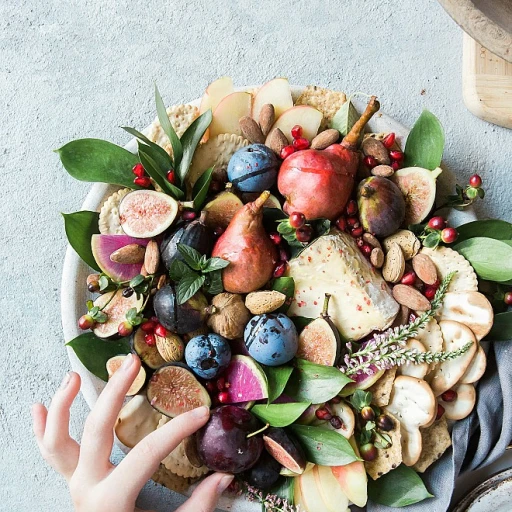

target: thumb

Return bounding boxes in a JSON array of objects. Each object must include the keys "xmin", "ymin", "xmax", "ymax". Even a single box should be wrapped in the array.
[{"xmin": 175, "ymin": 472, "xmax": 234, "ymax": 512}]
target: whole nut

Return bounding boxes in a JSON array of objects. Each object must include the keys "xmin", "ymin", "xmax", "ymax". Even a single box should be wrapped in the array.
[
  {"xmin": 412, "ymin": 254, "xmax": 438, "ymax": 285},
  {"xmin": 310, "ymin": 129, "xmax": 340, "ymax": 150},
  {"xmin": 266, "ymin": 127, "xmax": 288, "ymax": 155},
  {"xmin": 144, "ymin": 240, "xmax": 160, "ymax": 275},
  {"xmin": 110, "ymin": 244, "xmax": 146, "ymax": 264},
  {"xmin": 382, "ymin": 243, "xmax": 405, "ymax": 283},
  {"xmin": 363, "ymin": 232, "xmax": 383, "ymax": 250},
  {"xmin": 207, "ymin": 293, "xmax": 251, "ymax": 339},
  {"xmin": 362, "ymin": 137, "xmax": 390, "ymax": 165},
  {"xmin": 156, "ymin": 333, "xmax": 185, "ymax": 362},
  {"xmin": 245, "ymin": 290, "xmax": 287, "ymax": 315},
  {"xmin": 383, "ymin": 230, "xmax": 421, "ymax": 260},
  {"xmin": 370, "ymin": 247, "xmax": 385, "ymax": 268},
  {"xmin": 258, "ymin": 104, "xmax": 275, "ymax": 137},
  {"xmin": 392, "ymin": 284, "xmax": 431, "ymax": 312},
  {"xmin": 239, "ymin": 116, "xmax": 265, "ymax": 144},
  {"xmin": 371, "ymin": 164, "xmax": 394, "ymax": 177}
]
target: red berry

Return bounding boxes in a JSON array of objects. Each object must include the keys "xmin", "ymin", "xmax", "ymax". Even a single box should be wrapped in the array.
[
  {"xmin": 424, "ymin": 286, "xmax": 437, "ymax": 300},
  {"xmin": 273, "ymin": 262, "xmax": 286, "ymax": 278},
  {"xmin": 144, "ymin": 333, "xmax": 156, "ymax": 346},
  {"xmin": 279, "ymin": 247, "xmax": 290, "ymax": 262},
  {"xmin": 351, "ymin": 226, "xmax": 364, "ymax": 238},
  {"xmin": 118, "ymin": 321, "xmax": 133, "ymax": 337},
  {"xmin": 78, "ymin": 314, "xmax": 94, "ymax": 330},
  {"xmin": 296, "ymin": 225, "xmax": 313, "ymax": 243},
  {"xmin": 315, "ymin": 407, "xmax": 332, "ymax": 421},
  {"xmin": 213, "ymin": 226, "xmax": 224, "ymax": 237},
  {"xmin": 280, "ymin": 145, "xmax": 295, "ymax": 160},
  {"xmin": 376, "ymin": 414, "xmax": 395, "ymax": 431},
  {"xmin": 134, "ymin": 176, "xmax": 151, "ymax": 188},
  {"xmin": 289, "ymin": 212, "xmax": 306, "ymax": 229},
  {"xmin": 132, "ymin": 163, "xmax": 146, "ymax": 177},
  {"xmin": 166, "ymin": 170, "xmax": 175, "ymax": 183},
  {"xmin": 441, "ymin": 389, "xmax": 457, "ymax": 402},
  {"xmin": 428, "ymin": 216, "xmax": 447, "ymax": 230},
  {"xmin": 361, "ymin": 406, "xmax": 375, "ymax": 421},
  {"xmin": 182, "ymin": 210, "xmax": 197, "ymax": 221},
  {"xmin": 382, "ymin": 132, "xmax": 396, "ymax": 149},
  {"xmin": 154, "ymin": 324, "xmax": 167, "ymax": 338},
  {"xmin": 330, "ymin": 416, "xmax": 343, "ymax": 429},
  {"xmin": 269, "ymin": 232, "xmax": 282, "ymax": 245},
  {"xmin": 391, "ymin": 161, "xmax": 401, "ymax": 171},
  {"xmin": 360, "ymin": 443, "xmax": 378, "ymax": 462},
  {"xmin": 363, "ymin": 155, "xmax": 378, "ymax": 169},
  {"xmin": 217, "ymin": 391, "xmax": 229, "ymax": 404},
  {"xmin": 205, "ymin": 381, "xmax": 216, "ymax": 393},
  {"xmin": 401, "ymin": 271, "xmax": 417, "ymax": 286},
  {"xmin": 346, "ymin": 200, "xmax": 358, "ymax": 217},
  {"xmin": 389, "ymin": 150, "xmax": 404, "ymax": 162},
  {"xmin": 141, "ymin": 320, "xmax": 156, "ymax": 332},
  {"xmin": 291, "ymin": 125, "xmax": 303, "ymax": 139},
  {"xmin": 469, "ymin": 174, "xmax": 482, "ymax": 188},
  {"xmin": 217, "ymin": 377, "xmax": 226, "ymax": 391},
  {"xmin": 293, "ymin": 137, "xmax": 310, "ymax": 150},
  {"xmin": 504, "ymin": 292, "xmax": 512, "ymax": 305},
  {"xmin": 336, "ymin": 216, "xmax": 348, "ymax": 232},
  {"xmin": 436, "ymin": 403, "xmax": 445, "ymax": 420},
  {"xmin": 361, "ymin": 244, "xmax": 372, "ymax": 257},
  {"xmin": 347, "ymin": 217, "xmax": 360, "ymax": 228},
  {"xmin": 441, "ymin": 227, "xmax": 458, "ymax": 244}
]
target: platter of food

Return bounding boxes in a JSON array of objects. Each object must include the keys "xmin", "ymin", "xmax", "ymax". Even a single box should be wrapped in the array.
[{"xmin": 59, "ymin": 78, "xmax": 511, "ymax": 511}]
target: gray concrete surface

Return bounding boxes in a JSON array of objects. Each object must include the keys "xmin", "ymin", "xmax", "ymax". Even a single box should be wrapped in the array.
[{"xmin": 1, "ymin": 0, "xmax": 511, "ymax": 510}]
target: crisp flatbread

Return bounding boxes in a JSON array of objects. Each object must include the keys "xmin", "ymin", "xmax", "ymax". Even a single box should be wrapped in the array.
[{"xmin": 412, "ymin": 417, "xmax": 452, "ymax": 473}]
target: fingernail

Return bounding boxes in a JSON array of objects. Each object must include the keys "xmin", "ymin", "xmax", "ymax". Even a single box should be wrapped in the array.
[
  {"xmin": 60, "ymin": 373, "xmax": 71, "ymax": 389},
  {"xmin": 120, "ymin": 353, "xmax": 134, "ymax": 370},
  {"xmin": 191, "ymin": 405, "xmax": 210, "ymax": 419},
  {"xmin": 217, "ymin": 474, "xmax": 234, "ymax": 494}
]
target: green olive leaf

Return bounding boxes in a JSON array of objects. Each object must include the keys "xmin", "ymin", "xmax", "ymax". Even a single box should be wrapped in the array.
[
  {"xmin": 154, "ymin": 84, "xmax": 183, "ymax": 166},
  {"xmin": 176, "ymin": 274, "xmax": 205, "ymax": 305},
  {"xmin": 192, "ymin": 167, "xmax": 214, "ymax": 210},
  {"xmin": 486, "ymin": 312, "xmax": 512, "ymax": 341},
  {"xmin": 56, "ymin": 139, "xmax": 140, "ymax": 189},
  {"xmin": 455, "ymin": 219, "xmax": 512, "ymax": 244},
  {"xmin": 66, "ymin": 332, "xmax": 131, "ymax": 381},
  {"xmin": 62, "ymin": 211, "xmax": 100, "ymax": 271},
  {"xmin": 367, "ymin": 464, "xmax": 434, "ymax": 507},
  {"xmin": 263, "ymin": 365, "xmax": 294, "ymax": 404},
  {"xmin": 252, "ymin": 402, "xmax": 311, "ymax": 427},
  {"xmin": 122, "ymin": 126, "xmax": 174, "ymax": 172},
  {"xmin": 404, "ymin": 110, "xmax": 445, "ymax": 170}
]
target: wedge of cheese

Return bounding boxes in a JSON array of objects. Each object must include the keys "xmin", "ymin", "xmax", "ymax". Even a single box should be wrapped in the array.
[{"xmin": 286, "ymin": 230, "xmax": 399, "ymax": 340}]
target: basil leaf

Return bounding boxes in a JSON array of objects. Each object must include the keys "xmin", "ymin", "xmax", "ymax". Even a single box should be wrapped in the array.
[
  {"xmin": 289, "ymin": 424, "xmax": 359, "ymax": 466},
  {"xmin": 331, "ymin": 99, "xmax": 360, "ymax": 138},
  {"xmin": 169, "ymin": 260, "xmax": 194, "ymax": 281},
  {"xmin": 62, "ymin": 211, "xmax": 100, "ymax": 271},
  {"xmin": 154, "ymin": 84, "xmax": 183, "ymax": 166},
  {"xmin": 206, "ymin": 270, "xmax": 223, "ymax": 295},
  {"xmin": 285, "ymin": 359, "xmax": 353, "ymax": 403},
  {"xmin": 455, "ymin": 219, "xmax": 512, "ymax": 244},
  {"xmin": 454, "ymin": 237, "xmax": 512, "ymax": 282},
  {"xmin": 252, "ymin": 402, "xmax": 310, "ymax": 427},
  {"xmin": 368, "ymin": 464, "xmax": 433, "ymax": 507},
  {"xmin": 66, "ymin": 332, "xmax": 131, "ymax": 381},
  {"xmin": 177, "ymin": 110, "xmax": 213, "ymax": 185},
  {"xmin": 263, "ymin": 365, "xmax": 294, "ymax": 404},
  {"xmin": 177, "ymin": 244, "xmax": 202, "ymax": 271},
  {"xmin": 404, "ymin": 110, "xmax": 445, "ymax": 170},
  {"xmin": 486, "ymin": 312, "xmax": 512, "ymax": 341},
  {"xmin": 193, "ymin": 167, "xmax": 214, "ymax": 211},
  {"xmin": 271, "ymin": 277, "xmax": 295, "ymax": 313},
  {"xmin": 176, "ymin": 274, "xmax": 205, "ymax": 304},
  {"xmin": 291, "ymin": 316, "xmax": 314, "ymax": 332},
  {"xmin": 56, "ymin": 139, "xmax": 139, "ymax": 189},
  {"xmin": 122, "ymin": 126, "xmax": 174, "ymax": 172},
  {"xmin": 202, "ymin": 257, "xmax": 230, "ymax": 273}
]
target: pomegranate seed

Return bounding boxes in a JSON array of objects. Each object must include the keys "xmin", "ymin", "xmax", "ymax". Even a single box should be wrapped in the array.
[
  {"xmin": 431, "ymin": 279, "xmax": 440, "ymax": 290},
  {"xmin": 389, "ymin": 150, "xmax": 404, "ymax": 162},
  {"xmin": 218, "ymin": 391, "xmax": 229, "ymax": 404},
  {"xmin": 346, "ymin": 200, "xmax": 358, "ymax": 217},
  {"xmin": 428, "ymin": 216, "xmax": 447, "ymax": 230},
  {"xmin": 166, "ymin": 170, "xmax": 176, "ymax": 183},
  {"xmin": 436, "ymin": 403, "xmax": 445, "ymax": 420},
  {"xmin": 291, "ymin": 125, "xmax": 303, "ymax": 139},
  {"xmin": 289, "ymin": 212, "xmax": 306, "ymax": 229},
  {"xmin": 424, "ymin": 286, "xmax": 437, "ymax": 300},
  {"xmin": 469, "ymin": 174, "xmax": 482, "ymax": 188},
  {"xmin": 363, "ymin": 155, "xmax": 378, "ymax": 169},
  {"xmin": 205, "ymin": 381, "xmax": 216, "ymax": 393},
  {"xmin": 315, "ymin": 407, "xmax": 332, "ymax": 421},
  {"xmin": 280, "ymin": 145, "xmax": 295, "ymax": 160},
  {"xmin": 154, "ymin": 324, "xmax": 167, "ymax": 338},
  {"xmin": 330, "ymin": 416, "xmax": 343, "ymax": 429},
  {"xmin": 150, "ymin": 316, "xmax": 159, "ymax": 323},
  {"xmin": 144, "ymin": 333, "xmax": 156, "ymax": 346},
  {"xmin": 279, "ymin": 247, "xmax": 290, "ymax": 262},
  {"xmin": 132, "ymin": 163, "xmax": 146, "ymax": 177},
  {"xmin": 336, "ymin": 216, "xmax": 347, "ymax": 231},
  {"xmin": 293, "ymin": 137, "xmax": 310, "ymax": 150},
  {"xmin": 391, "ymin": 161, "xmax": 401, "ymax": 171},
  {"xmin": 351, "ymin": 226, "xmax": 364, "ymax": 238},
  {"xmin": 382, "ymin": 132, "xmax": 396, "ymax": 149},
  {"xmin": 134, "ymin": 176, "xmax": 151, "ymax": 188},
  {"xmin": 217, "ymin": 377, "xmax": 226, "ymax": 390},
  {"xmin": 78, "ymin": 314, "xmax": 94, "ymax": 330},
  {"xmin": 401, "ymin": 271, "xmax": 417, "ymax": 286},
  {"xmin": 273, "ymin": 262, "xmax": 286, "ymax": 278},
  {"xmin": 347, "ymin": 217, "xmax": 360, "ymax": 228},
  {"xmin": 361, "ymin": 244, "xmax": 372, "ymax": 257},
  {"xmin": 356, "ymin": 237, "xmax": 364, "ymax": 248},
  {"xmin": 504, "ymin": 292, "xmax": 512, "ymax": 305},
  {"xmin": 213, "ymin": 226, "xmax": 224, "ymax": 237},
  {"xmin": 269, "ymin": 232, "xmax": 282, "ymax": 245},
  {"xmin": 182, "ymin": 210, "xmax": 197, "ymax": 221},
  {"xmin": 296, "ymin": 225, "xmax": 313, "ymax": 243},
  {"xmin": 441, "ymin": 227, "xmax": 458, "ymax": 244},
  {"xmin": 441, "ymin": 389, "xmax": 457, "ymax": 402}
]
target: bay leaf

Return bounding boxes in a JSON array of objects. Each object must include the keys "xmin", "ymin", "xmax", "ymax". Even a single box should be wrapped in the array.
[{"xmin": 62, "ymin": 211, "xmax": 100, "ymax": 271}]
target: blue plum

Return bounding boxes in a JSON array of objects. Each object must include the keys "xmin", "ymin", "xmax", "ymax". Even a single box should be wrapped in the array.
[
  {"xmin": 185, "ymin": 333, "xmax": 231, "ymax": 380},
  {"xmin": 244, "ymin": 313, "xmax": 298, "ymax": 366},
  {"xmin": 227, "ymin": 144, "xmax": 279, "ymax": 192}
]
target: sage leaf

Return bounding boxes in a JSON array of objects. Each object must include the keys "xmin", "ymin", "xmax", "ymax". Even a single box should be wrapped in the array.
[
  {"xmin": 177, "ymin": 244, "xmax": 203, "ymax": 270},
  {"xmin": 193, "ymin": 167, "xmax": 214, "ymax": 210},
  {"xmin": 176, "ymin": 274, "xmax": 205, "ymax": 305},
  {"xmin": 154, "ymin": 84, "xmax": 183, "ymax": 166},
  {"xmin": 66, "ymin": 332, "xmax": 130, "ymax": 381},
  {"xmin": 455, "ymin": 219, "xmax": 512, "ymax": 244},
  {"xmin": 62, "ymin": 211, "xmax": 100, "ymax": 271},
  {"xmin": 486, "ymin": 312, "xmax": 512, "ymax": 341},
  {"xmin": 454, "ymin": 237, "xmax": 512, "ymax": 282},
  {"xmin": 271, "ymin": 277, "xmax": 295, "ymax": 313},
  {"xmin": 56, "ymin": 139, "xmax": 139, "ymax": 188},
  {"xmin": 252, "ymin": 402, "xmax": 310, "ymax": 427},
  {"xmin": 289, "ymin": 424, "xmax": 360, "ymax": 466},
  {"xmin": 331, "ymin": 98, "xmax": 360, "ymax": 138},
  {"xmin": 404, "ymin": 110, "xmax": 445, "ymax": 170},
  {"xmin": 285, "ymin": 359, "xmax": 353, "ymax": 403},
  {"xmin": 367, "ymin": 464, "xmax": 433, "ymax": 507},
  {"xmin": 122, "ymin": 126, "xmax": 173, "ymax": 172},
  {"xmin": 263, "ymin": 365, "xmax": 294, "ymax": 404}
]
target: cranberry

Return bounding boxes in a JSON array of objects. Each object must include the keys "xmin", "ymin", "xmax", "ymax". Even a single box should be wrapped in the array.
[
  {"xmin": 401, "ymin": 271, "xmax": 417, "ymax": 286},
  {"xmin": 424, "ymin": 286, "xmax": 437, "ymax": 300},
  {"xmin": 336, "ymin": 216, "xmax": 348, "ymax": 232},
  {"xmin": 279, "ymin": 247, "xmax": 290, "ymax": 262},
  {"xmin": 291, "ymin": 125, "xmax": 303, "ymax": 139},
  {"xmin": 269, "ymin": 232, "xmax": 282, "ymax": 245},
  {"xmin": 382, "ymin": 132, "xmax": 396, "ymax": 149},
  {"xmin": 141, "ymin": 321, "xmax": 156, "ymax": 333},
  {"xmin": 273, "ymin": 262, "xmax": 286, "ymax": 278},
  {"xmin": 280, "ymin": 145, "xmax": 295, "ymax": 160},
  {"xmin": 441, "ymin": 227, "xmax": 458, "ymax": 244},
  {"xmin": 436, "ymin": 403, "xmax": 445, "ymax": 420},
  {"xmin": 289, "ymin": 212, "xmax": 306, "ymax": 229},
  {"xmin": 118, "ymin": 321, "xmax": 133, "ymax": 337},
  {"xmin": 441, "ymin": 389, "xmax": 457, "ymax": 402},
  {"xmin": 363, "ymin": 155, "xmax": 378, "ymax": 169},
  {"xmin": 217, "ymin": 391, "xmax": 229, "ymax": 404},
  {"xmin": 361, "ymin": 244, "xmax": 372, "ymax": 257},
  {"xmin": 296, "ymin": 225, "xmax": 313, "ymax": 243},
  {"xmin": 504, "ymin": 292, "xmax": 512, "ymax": 305},
  {"xmin": 469, "ymin": 174, "xmax": 482, "ymax": 188},
  {"xmin": 360, "ymin": 443, "xmax": 378, "ymax": 461},
  {"xmin": 376, "ymin": 414, "xmax": 395, "ymax": 431},
  {"xmin": 391, "ymin": 161, "xmax": 401, "ymax": 171},
  {"xmin": 389, "ymin": 150, "xmax": 404, "ymax": 162},
  {"xmin": 361, "ymin": 406, "xmax": 375, "ymax": 421},
  {"xmin": 330, "ymin": 416, "xmax": 343, "ymax": 429},
  {"xmin": 144, "ymin": 333, "xmax": 156, "ymax": 346},
  {"xmin": 182, "ymin": 210, "xmax": 197, "ymax": 221},
  {"xmin": 132, "ymin": 163, "xmax": 146, "ymax": 177},
  {"xmin": 134, "ymin": 176, "xmax": 151, "ymax": 188},
  {"xmin": 166, "ymin": 170, "xmax": 176, "ymax": 183},
  {"xmin": 315, "ymin": 407, "xmax": 332, "ymax": 421},
  {"xmin": 293, "ymin": 137, "xmax": 310, "ymax": 150},
  {"xmin": 347, "ymin": 217, "xmax": 360, "ymax": 228},
  {"xmin": 78, "ymin": 314, "xmax": 95, "ymax": 330},
  {"xmin": 213, "ymin": 226, "xmax": 225, "ymax": 237},
  {"xmin": 428, "ymin": 216, "xmax": 447, "ymax": 230},
  {"xmin": 351, "ymin": 226, "xmax": 364, "ymax": 238},
  {"xmin": 154, "ymin": 324, "xmax": 167, "ymax": 338},
  {"xmin": 346, "ymin": 200, "xmax": 358, "ymax": 217}
]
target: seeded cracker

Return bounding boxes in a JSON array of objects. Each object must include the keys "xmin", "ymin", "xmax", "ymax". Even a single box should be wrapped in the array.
[
  {"xmin": 412, "ymin": 416, "xmax": 452, "ymax": 473},
  {"xmin": 152, "ymin": 464, "xmax": 199, "ymax": 493},
  {"xmin": 98, "ymin": 188, "xmax": 131, "ymax": 234},
  {"xmin": 295, "ymin": 85, "xmax": 347, "ymax": 130},
  {"xmin": 368, "ymin": 368, "xmax": 397, "ymax": 407}
]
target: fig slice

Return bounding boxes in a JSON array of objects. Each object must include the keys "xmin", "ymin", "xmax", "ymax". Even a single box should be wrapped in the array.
[
  {"xmin": 263, "ymin": 427, "xmax": 307, "ymax": 475},
  {"xmin": 146, "ymin": 364, "xmax": 211, "ymax": 417},
  {"xmin": 106, "ymin": 355, "xmax": 146, "ymax": 396},
  {"xmin": 203, "ymin": 187, "xmax": 244, "ymax": 229},
  {"xmin": 133, "ymin": 327, "xmax": 166, "ymax": 370},
  {"xmin": 119, "ymin": 190, "xmax": 179, "ymax": 238}
]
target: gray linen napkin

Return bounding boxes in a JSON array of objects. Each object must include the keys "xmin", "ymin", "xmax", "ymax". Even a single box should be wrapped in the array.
[{"xmin": 367, "ymin": 340, "xmax": 512, "ymax": 512}]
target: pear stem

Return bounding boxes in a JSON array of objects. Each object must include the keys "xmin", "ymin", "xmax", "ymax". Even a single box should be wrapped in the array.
[
  {"xmin": 246, "ymin": 422, "xmax": 270, "ymax": 439},
  {"xmin": 321, "ymin": 293, "xmax": 331, "ymax": 317},
  {"xmin": 252, "ymin": 190, "xmax": 271, "ymax": 211},
  {"xmin": 341, "ymin": 96, "xmax": 380, "ymax": 151}
]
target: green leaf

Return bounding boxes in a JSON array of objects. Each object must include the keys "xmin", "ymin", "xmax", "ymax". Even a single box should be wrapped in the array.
[
  {"xmin": 192, "ymin": 167, "xmax": 214, "ymax": 211},
  {"xmin": 486, "ymin": 312, "xmax": 512, "ymax": 341},
  {"xmin": 331, "ymin": 98, "xmax": 360, "ymax": 138},
  {"xmin": 311, "ymin": 218, "xmax": 331, "ymax": 237},
  {"xmin": 291, "ymin": 316, "xmax": 314, "ymax": 332},
  {"xmin": 202, "ymin": 257, "xmax": 230, "ymax": 273},
  {"xmin": 267, "ymin": 477, "xmax": 295, "ymax": 506},
  {"xmin": 123, "ymin": 126, "xmax": 174, "ymax": 172},
  {"xmin": 129, "ymin": 274, "xmax": 145, "ymax": 288},
  {"xmin": 423, "ymin": 231, "xmax": 441, "ymax": 248},
  {"xmin": 176, "ymin": 274, "xmax": 205, "ymax": 304},
  {"xmin": 455, "ymin": 220, "xmax": 512, "ymax": 244},
  {"xmin": 349, "ymin": 390, "xmax": 372, "ymax": 411},
  {"xmin": 56, "ymin": 139, "xmax": 139, "ymax": 188},
  {"xmin": 271, "ymin": 277, "xmax": 295, "ymax": 313},
  {"xmin": 277, "ymin": 221, "xmax": 295, "ymax": 235},
  {"xmin": 154, "ymin": 84, "xmax": 183, "ymax": 166},
  {"xmin": 367, "ymin": 464, "xmax": 434, "ymax": 507},
  {"xmin": 205, "ymin": 270, "xmax": 223, "ymax": 295},
  {"xmin": 263, "ymin": 365, "xmax": 294, "ymax": 404},
  {"xmin": 252, "ymin": 402, "xmax": 310, "ymax": 427},
  {"xmin": 404, "ymin": 110, "xmax": 445, "ymax": 170},
  {"xmin": 62, "ymin": 211, "xmax": 100, "ymax": 271},
  {"xmin": 285, "ymin": 359, "xmax": 353, "ymax": 403},
  {"xmin": 66, "ymin": 332, "xmax": 131, "ymax": 381},
  {"xmin": 177, "ymin": 244, "xmax": 203, "ymax": 271},
  {"xmin": 177, "ymin": 110, "xmax": 213, "ymax": 185},
  {"xmin": 454, "ymin": 237, "xmax": 512, "ymax": 282},
  {"xmin": 289, "ymin": 424, "xmax": 360, "ymax": 466},
  {"xmin": 169, "ymin": 259, "xmax": 195, "ymax": 281}
]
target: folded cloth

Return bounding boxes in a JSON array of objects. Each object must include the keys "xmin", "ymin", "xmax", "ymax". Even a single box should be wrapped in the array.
[{"xmin": 367, "ymin": 341, "xmax": 512, "ymax": 512}]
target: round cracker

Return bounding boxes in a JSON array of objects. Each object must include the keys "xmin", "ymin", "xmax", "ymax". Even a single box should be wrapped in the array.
[
  {"xmin": 152, "ymin": 464, "xmax": 199, "ymax": 493},
  {"xmin": 460, "ymin": 343, "xmax": 487, "ymax": 384},
  {"xmin": 295, "ymin": 85, "xmax": 347, "ymax": 130},
  {"xmin": 397, "ymin": 339, "xmax": 429, "ymax": 379},
  {"xmin": 99, "ymin": 188, "xmax": 131, "ymax": 234},
  {"xmin": 439, "ymin": 383, "xmax": 476, "ymax": 420}
]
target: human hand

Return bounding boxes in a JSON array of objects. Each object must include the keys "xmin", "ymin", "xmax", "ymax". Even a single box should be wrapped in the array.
[{"xmin": 32, "ymin": 353, "xmax": 233, "ymax": 512}]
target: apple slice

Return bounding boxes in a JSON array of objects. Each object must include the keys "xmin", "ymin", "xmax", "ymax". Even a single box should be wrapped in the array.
[
  {"xmin": 252, "ymin": 78, "xmax": 293, "ymax": 122},
  {"xmin": 209, "ymin": 92, "xmax": 252, "ymax": 138},
  {"xmin": 299, "ymin": 467, "xmax": 330, "ymax": 512},
  {"xmin": 293, "ymin": 477, "xmax": 307, "ymax": 511},
  {"xmin": 265, "ymin": 105, "xmax": 322, "ymax": 144},
  {"xmin": 314, "ymin": 466, "xmax": 350, "ymax": 512},
  {"xmin": 199, "ymin": 76, "xmax": 234, "ymax": 114}
]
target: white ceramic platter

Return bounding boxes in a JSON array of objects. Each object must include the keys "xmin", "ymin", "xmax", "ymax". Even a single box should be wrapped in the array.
[{"xmin": 60, "ymin": 85, "xmax": 476, "ymax": 511}]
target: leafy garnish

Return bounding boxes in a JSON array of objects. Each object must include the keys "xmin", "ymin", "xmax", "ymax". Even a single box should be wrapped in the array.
[
  {"xmin": 455, "ymin": 219, "xmax": 512, "ymax": 244},
  {"xmin": 331, "ymin": 95, "xmax": 362, "ymax": 140},
  {"xmin": 263, "ymin": 365, "xmax": 294, "ymax": 404},
  {"xmin": 252, "ymin": 402, "xmax": 311, "ymax": 427},
  {"xmin": 155, "ymin": 84, "xmax": 183, "ymax": 167},
  {"xmin": 62, "ymin": 211, "xmax": 100, "ymax": 271},
  {"xmin": 192, "ymin": 167, "xmax": 214, "ymax": 210},
  {"xmin": 486, "ymin": 312, "xmax": 512, "ymax": 341},
  {"xmin": 271, "ymin": 277, "xmax": 295, "ymax": 313}
]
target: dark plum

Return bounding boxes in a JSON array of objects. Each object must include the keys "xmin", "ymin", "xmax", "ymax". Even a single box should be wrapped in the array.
[
  {"xmin": 242, "ymin": 450, "xmax": 282, "ymax": 489},
  {"xmin": 263, "ymin": 427, "xmax": 306, "ymax": 474}
]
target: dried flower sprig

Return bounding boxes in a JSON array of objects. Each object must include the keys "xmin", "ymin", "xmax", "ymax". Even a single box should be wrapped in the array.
[{"xmin": 244, "ymin": 484, "xmax": 299, "ymax": 512}]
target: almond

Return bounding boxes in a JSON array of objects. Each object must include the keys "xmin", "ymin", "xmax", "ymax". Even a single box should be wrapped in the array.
[
  {"xmin": 383, "ymin": 230, "xmax": 421, "ymax": 260},
  {"xmin": 110, "ymin": 244, "xmax": 146, "ymax": 264},
  {"xmin": 370, "ymin": 247, "xmax": 385, "ymax": 268},
  {"xmin": 371, "ymin": 164, "xmax": 394, "ymax": 177},
  {"xmin": 258, "ymin": 103, "xmax": 275, "ymax": 137},
  {"xmin": 245, "ymin": 290, "xmax": 287, "ymax": 315},
  {"xmin": 412, "ymin": 254, "xmax": 438, "ymax": 285},
  {"xmin": 363, "ymin": 232, "xmax": 382, "ymax": 250},
  {"xmin": 392, "ymin": 284, "xmax": 431, "ymax": 311},
  {"xmin": 362, "ymin": 137, "xmax": 390, "ymax": 165},
  {"xmin": 144, "ymin": 240, "xmax": 160, "ymax": 275},
  {"xmin": 239, "ymin": 116, "xmax": 265, "ymax": 144},
  {"xmin": 382, "ymin": 243, "xmax": 405, "ymax": 283},
  {"xmin": 157, "ymin": 274, "xmax": 167, "ymax": 290},
  {"xmin": 266, "ymin": 127, "xmax": 288, "ymax": 155},
  {"xmin": 310, "ymin": 129, "xmax": 339, "ymax": 150},
  {"xmin": 156, "ymin": 333, "xmax": 184, "ymax": 363}
]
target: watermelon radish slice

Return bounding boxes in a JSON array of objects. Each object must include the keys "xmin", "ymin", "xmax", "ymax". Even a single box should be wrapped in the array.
[
  {"xmin": 91, "ymin": 234, "xmax": 149, "ymax": 282},
  {"xmin": 223, "ymin": 355, "xmax": 269, "ymax": 403}
]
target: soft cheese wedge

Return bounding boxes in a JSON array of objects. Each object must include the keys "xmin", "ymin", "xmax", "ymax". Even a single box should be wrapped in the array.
[{"xmin": 286, "ymin": 230, "xmax": 399, "ymax": 340}]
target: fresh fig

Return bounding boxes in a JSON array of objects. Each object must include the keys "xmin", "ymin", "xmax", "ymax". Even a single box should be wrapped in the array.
[
  {"xmin": 242, "ymin": 449, "xmax": 282, "ymax": 489},
  {"xmin": 132, "ymin": 326, "xmax": 166, "ymax": 369},
  {"xmin": 106, "ymin": 355, "xmax": 146, "ymax": 395},
  {"xmin": 146, "ymin": 364, "xmax": 211, "ymax": 417},
  {"xmin": 119, "ymin": 190, "xmax": 179, "ymax": 238},
  {"xmin": 202, "ymin": 185, "xmax": 244, "ymax": 229},
  {"xmin": 357, "ymin": 176, "xmax": 406, "ymax": 237},
  {"xmin": 160, "ymin": 211, "xmax": 214, "ymax": 269},
  {"xmin": 263, "ymin": 427, "xmax": 307, "ymax": 474}
]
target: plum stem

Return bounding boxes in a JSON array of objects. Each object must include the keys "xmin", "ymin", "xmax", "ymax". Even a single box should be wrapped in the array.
[
  {"xmin": 246, "ymin": 422, "xmax": 270, "ymax": 438},
  {"xmin": 341, "ymin": 96, "xmax": 380, "ymax": 151}
]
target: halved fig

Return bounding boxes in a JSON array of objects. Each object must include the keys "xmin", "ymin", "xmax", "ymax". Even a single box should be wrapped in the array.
[
  {"xmin": 92, "ymin": 290, "xmax": 143, "ymax": 338},
  {"xmin": 106, "ymin": 355, "xmax": 146, "ymax": 395},
  {"xmin": 119, "ymin": 190, "xmax": 179, "ymax": 238},
  {"xmin": 203, "ymin": 187, "xmax": 244, "ymax": 229},
  {"xmin": 146, "ymin": 364, "xmax": 211, "ymax": 417},
  {"xmin": 133, "ymin": 327, "xmax": 166, "ymax": 369},
  {"xmin": 263, "ymin": 427, "xmax": 307, "ymax": 474}
]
